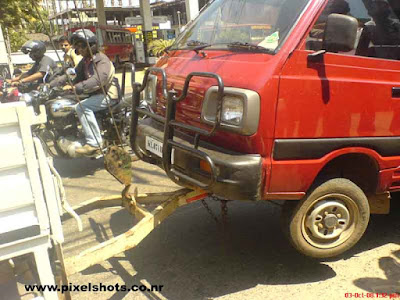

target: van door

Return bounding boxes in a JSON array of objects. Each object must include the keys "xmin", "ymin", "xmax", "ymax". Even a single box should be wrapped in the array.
[{"xmin": 270, "ymin": 0, "xmax": 400, "ymax": 194}]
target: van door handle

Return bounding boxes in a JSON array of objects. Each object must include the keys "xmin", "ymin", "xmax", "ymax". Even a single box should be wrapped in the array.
[{"xmin": 392, "ymin": 87, "xmax": 400, "ymax": 98}]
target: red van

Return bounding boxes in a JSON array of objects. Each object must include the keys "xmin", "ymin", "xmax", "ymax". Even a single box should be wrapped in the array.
[{"xmin": 130, "ymin": 0, "xmax": 400, "ymax": 258}]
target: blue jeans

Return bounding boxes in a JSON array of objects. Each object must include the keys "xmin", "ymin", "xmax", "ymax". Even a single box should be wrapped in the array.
[{"xmin": 75, "ymin": 94, "xmax": 116, "ymax": 147}]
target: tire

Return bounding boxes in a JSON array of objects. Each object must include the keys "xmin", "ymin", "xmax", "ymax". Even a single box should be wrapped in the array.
[{"xmin": 281, "ymin": 178, "xmax": 370, "ymax": 258}]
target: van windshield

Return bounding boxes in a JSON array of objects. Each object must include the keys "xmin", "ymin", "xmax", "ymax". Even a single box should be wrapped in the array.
[{"xmin": 172, "ymin": 0, "xmax": 310, "ymax": 53}]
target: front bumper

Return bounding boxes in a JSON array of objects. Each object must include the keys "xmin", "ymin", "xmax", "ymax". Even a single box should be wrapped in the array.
[{"xmin": 135, "ymin": 119, "xmax": 263, "ymax": 201}]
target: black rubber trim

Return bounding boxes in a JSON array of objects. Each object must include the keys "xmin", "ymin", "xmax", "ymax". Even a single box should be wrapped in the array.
[
  {"xmin": 393, "ymin": 87, "xmax": 400, "ymax": 98},
  {"xmin": 0, "ymin": 225, "xmax": 40, "ymax": 245},
  {"xmin": 273, "ymin": 137, "xmax": 400, "ymax": 160}
]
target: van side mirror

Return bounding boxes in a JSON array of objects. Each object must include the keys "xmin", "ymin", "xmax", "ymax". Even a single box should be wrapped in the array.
[{"xmin": 323, "ymin": 14, "xmax": 358, "ymax": 52}]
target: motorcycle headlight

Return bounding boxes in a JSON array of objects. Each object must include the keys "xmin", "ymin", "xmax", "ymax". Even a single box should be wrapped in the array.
[
  {"xmin": 201, "ymin": 87, "xmax": 260, "ymax": 135},
  {"xmin": 20, "ymin": 93, "xmax": 33, "ymax": 104}
]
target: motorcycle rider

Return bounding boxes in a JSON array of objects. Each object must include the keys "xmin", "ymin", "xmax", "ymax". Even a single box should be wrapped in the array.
[
  {"xmin": 9, "ymin": 40, "xmax": 57, "ymax": 88},
  {"xmin": 49, "ymin": 29, "xmax": 120, "ymax": 156}
]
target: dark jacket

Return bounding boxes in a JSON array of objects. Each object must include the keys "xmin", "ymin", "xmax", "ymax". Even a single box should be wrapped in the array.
[{"xmin": 50, "ymin": 52, "xmax": 119, "ymax": 100}]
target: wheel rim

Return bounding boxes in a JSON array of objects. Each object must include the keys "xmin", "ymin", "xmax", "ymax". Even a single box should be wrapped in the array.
[{"xmin": 301, "ymin": 193, "xmax": 359, "ymax": 249}]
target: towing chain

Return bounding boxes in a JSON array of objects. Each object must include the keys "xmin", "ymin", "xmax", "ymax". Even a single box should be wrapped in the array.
[
  {"xmin": 201, "ymin": 198, "xmax": 220, "ymax": 224},
  {"xmin": 201, "ymin": 196, "xmax": 229, "ymax": 229}
]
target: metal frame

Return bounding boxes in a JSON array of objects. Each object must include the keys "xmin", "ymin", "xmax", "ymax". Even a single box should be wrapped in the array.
[
  {"xmin": 129, "ymin": 68, "xmax": 225, "ymax": 190},
  {"xmin": 0, "ymin": 103, "xmax": 58, "ymax": 300},
  {"xmin": 63, "ymin": 187, "xmax": 208, "ymax": 276}
]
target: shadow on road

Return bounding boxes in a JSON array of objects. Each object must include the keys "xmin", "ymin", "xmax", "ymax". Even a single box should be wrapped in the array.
[
  {"xmin": 75, "ymin": 193, "xmax": 400, "ymax": 299},
  {"xmin": 352, "ymin": 195, "xmax": 400, "ymax": 295},
  {"xmin": 54, "ymin": 157, "xmax": 104, "ymax": 178},
  {"xmin": 81, "ymin": 200, "xmax": 337, "ymax": 299},
  {"xmin": 353, "ymin": 249, "xmax": 400, "ymax": 295}
]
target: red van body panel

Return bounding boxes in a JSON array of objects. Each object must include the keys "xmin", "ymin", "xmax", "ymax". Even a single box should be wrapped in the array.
[
  {"xmin": 135, "ymin": 0, "xmax": 400, "ymax": 200},
  {"xmin": 156, "ymin": 50, "xmax": 279, "ymax": 155}
]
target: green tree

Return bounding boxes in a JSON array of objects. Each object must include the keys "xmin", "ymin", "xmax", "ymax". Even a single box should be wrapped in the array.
[{"xmin": 0, "ymin": 0, "xmax": 49, "ymax": 51}]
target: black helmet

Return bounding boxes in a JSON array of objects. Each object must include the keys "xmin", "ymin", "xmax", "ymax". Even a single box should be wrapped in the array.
[
  {"xmin": 70, "ymin": 29, "xmax": 97, "ymax": 47},
  {"xmin": 21, "ymin": 40, "xmax": 46, "ymax": 61}
]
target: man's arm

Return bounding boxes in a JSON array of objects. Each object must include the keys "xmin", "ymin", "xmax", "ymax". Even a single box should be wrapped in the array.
[
  {"xmin": 9, "ymin": 71, "xmax": 43, "ymax": 86},
  {"xmin": 19, "ymin": 72, "xmax": 44, "ymax": 84},
  {"xmin": 74, "ymin": 57, "xmax": 113, "ymax": 94},
  {"xmin": 9, "ymin": 72, "xmax": 27, "ymax": 83},
  {"xmin": 50, "ymin": 59, "xmax": 84, "ymax": 88}
]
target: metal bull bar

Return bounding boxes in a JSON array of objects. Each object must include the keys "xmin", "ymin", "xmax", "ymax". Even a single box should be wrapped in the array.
[{"xmin": 130, "ymin": 67, "xmax": 225, "ymax": 190}]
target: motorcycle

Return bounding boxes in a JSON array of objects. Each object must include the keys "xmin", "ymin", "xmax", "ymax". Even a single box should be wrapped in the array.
[
  {"xmin": 0, "ymin": 66, "xmax": 51, "ymax": 103},
  {"xmin": 0, "ymin": 68, "xmax": 20, "ymax": 103},
  {"xmin": 23, "ymin": 64, "xmax": 138, "ymax": 159}
]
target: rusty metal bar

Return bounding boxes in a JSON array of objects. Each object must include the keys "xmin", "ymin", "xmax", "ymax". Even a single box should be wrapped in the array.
[{"xmin": 63, "ymin": 188, "xmax": 208, "ymax": 276}]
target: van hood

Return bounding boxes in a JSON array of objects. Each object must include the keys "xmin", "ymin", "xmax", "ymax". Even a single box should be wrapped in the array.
[
  {"xmin": 158, "ymin": 49, "xmax": 276, "ymax": 92},
  {"xmin": 153, "ymin": 49, "xmax": 279, "ymax": 153}
]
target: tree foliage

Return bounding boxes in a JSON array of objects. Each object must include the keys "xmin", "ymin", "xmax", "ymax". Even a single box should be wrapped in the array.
[
  {"xmin": 0, "ymin": 0, "xmax": 50, "ymax": 51},
  {"xmin": 0, "ymin": 0, "xmax": 40, "ymax": 29},
  {"xmin": 148, "ymin": 39, "xmax": 175, "ymax": 57}
]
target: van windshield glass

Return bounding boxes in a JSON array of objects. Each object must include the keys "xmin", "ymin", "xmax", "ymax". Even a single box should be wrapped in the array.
[{"xmin": 172, "ymin": 0, "xmax": 310, "ymax": 53}]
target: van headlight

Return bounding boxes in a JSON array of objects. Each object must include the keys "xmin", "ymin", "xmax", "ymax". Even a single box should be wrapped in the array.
[
  {"xmin": 201, "ymin": 87, "xmax": 260, "ymax": 135},
  {"xmin": 143, "ymin": 74, "xmax": 157, "ymax": 107},
  {"xmin": 221, "ymin": 95, "xmax": 244, "ymax": 126}
]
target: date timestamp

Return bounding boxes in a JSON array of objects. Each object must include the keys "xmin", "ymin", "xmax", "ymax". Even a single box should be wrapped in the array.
[{"xmin": 345, "ymin": 293, "xmax": 400, "ymax": 298}]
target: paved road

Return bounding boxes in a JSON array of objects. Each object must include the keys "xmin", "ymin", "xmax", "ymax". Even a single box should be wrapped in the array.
[
  {"xmin": 13, "ymin": 69, "xmax": 399, "ymax": 300},
  {"xmin": 52, "ymin": 69, "xmax": 400, "ymax": 300},
  {"xmin": 53, "ymin": 154, "xmax": 400, "ymax": 300}
]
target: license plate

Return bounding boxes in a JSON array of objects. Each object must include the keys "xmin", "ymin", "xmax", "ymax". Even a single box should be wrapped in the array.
[
  {"xmin": 146, "ymin": 136, "xmax": 163, "ymax": 157},
  {"xmin": 145, "ymin": 136, "xmax": 175, "ymax": 162}
]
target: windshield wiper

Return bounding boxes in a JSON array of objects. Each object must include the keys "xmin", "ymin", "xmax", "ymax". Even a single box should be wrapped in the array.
[
  {"xmin": 227, "ymin": 42, "xmax": 273, "ymax": 53},
  {"xmin": 186, "ymin": 40, "xmax": 211, "ymax": 53}
]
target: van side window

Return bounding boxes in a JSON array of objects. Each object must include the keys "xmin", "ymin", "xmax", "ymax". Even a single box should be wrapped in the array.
[{"xmin": 306, "ymin": 0, "xmax": 400, "ymax": 61}]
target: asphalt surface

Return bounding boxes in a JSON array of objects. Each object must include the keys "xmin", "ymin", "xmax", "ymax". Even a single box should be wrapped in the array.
[
  {"xmin": 54, "ymin": 155, "xmax": 400, "ymax": 300},
  {"xmin": 11, "ymin": 69, "xmax": 400, "ymax": 300}
]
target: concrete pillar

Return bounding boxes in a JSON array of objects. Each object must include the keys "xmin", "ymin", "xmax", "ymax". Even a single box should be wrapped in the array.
[
  {"xmin": 185, "ymin": 0, "xmax": 199, "ymax": 22},
  {"xmin": 139, "ymin": 0, "xmax": 154, "ymax": 64},
  {"xmin": 96, "ymin": 0, "xmax": 107, "ymax": 26},
  {"xmin": 139, "ymin": 0, "xmax": 152, "ymax": 32},
  {"xmin": 61, "ymin": 15, "xmax": 65, "ymax": 33}
]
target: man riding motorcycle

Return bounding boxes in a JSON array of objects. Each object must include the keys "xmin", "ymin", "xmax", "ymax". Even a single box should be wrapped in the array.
[
  {"xmin": 49, "ymin": 29, "xmax": 120, "ymax": 156},
  {"xmin": 9, "ymin": 40, "xmax": 57, "ymax": 89}
]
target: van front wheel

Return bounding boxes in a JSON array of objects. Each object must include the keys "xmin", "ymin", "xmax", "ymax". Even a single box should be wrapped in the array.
[{"xmin": 281, "ymin": 178, "xmax": 370, "ymax": 258}]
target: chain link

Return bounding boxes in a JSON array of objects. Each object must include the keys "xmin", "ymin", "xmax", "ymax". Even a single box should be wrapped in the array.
[
  {"xmin": 220, "ymin": 200, "xmax": 228, "ymax": 228},
  {"xmin": 201, "ymin": 196, "xmax": 229, "ymax": 229},
  {"xmin": 201, "ymin": 199, "xmax": 220, "ymax": 224}
]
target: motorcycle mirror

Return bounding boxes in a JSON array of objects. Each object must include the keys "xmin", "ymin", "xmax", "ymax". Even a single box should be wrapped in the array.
[
  {"xmin": 1, "ymin": 67, "xmax": 9, "ymax": 80},
  {"xmin": 66, "ymin": 68, "xmax": 76, "ymax": 76},
  {"xmin": 42, "ymin": 84, "xmax": 49, "ymax": 94},
  {"xmin": 43, "ymin": 65, "xmax": 51, "ymax": 83}
]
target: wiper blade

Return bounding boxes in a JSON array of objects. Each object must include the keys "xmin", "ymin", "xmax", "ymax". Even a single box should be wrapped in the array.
[
  {"xmin": 186, "ymin": 40, "xmax": 211, "ymax": 53},
  {"xmin": 227, "ymin": 42, "xmax": 272, "ymax": 53},
  {"xmin": 186, "ymin": 40, "xmax": 209, "ymax": 47}
]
